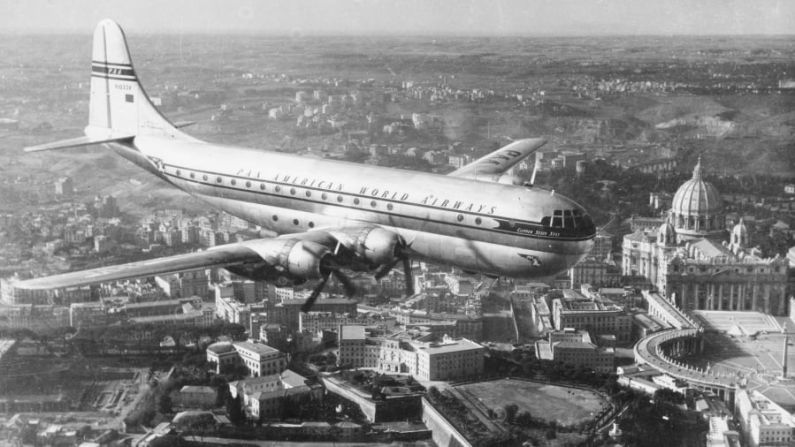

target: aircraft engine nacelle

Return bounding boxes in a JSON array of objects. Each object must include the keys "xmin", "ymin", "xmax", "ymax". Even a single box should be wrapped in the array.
[
  {"xmin": 284, "ymin": 240, "xmax": 331, "ymax": 279},
  {"xmin": 234, "ymin": 238, "xmax": 330, "ymax": 282},
  {"xmin": 329, "ymin": 226, "xmax": 401, "ymax": 268},
  {"xmin": 359, "ymin": 228, "xmax": 401, "ymax": 266}
]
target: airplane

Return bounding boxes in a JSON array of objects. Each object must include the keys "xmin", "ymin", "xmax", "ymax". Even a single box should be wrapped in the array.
[{"xmin": 16, "ymin": 20, "xmax": 596, "ymax": 312}]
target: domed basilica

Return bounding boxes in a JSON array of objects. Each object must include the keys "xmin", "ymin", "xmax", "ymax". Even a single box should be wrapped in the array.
[{"xmin": 622, "ymin": 158, "xmax": 789, "ymax": 315}]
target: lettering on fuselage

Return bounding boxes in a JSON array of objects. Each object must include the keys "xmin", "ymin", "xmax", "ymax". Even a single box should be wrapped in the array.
[
  {"xmin": 161, "ymin": 162, "xmax": 596, "ymax": 241},
  {"xmin": 271, "ymin": 172, "xmax": 345, "ymax": 192},
  {"xmin": 265, "ymin": 170, "xmax": 497, "ymax": 215}
]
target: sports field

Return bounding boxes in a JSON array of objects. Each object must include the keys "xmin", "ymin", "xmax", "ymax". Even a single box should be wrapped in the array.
[{"xmin": 456, "ymin": 378, "xmax": 609, "ymax": 425}]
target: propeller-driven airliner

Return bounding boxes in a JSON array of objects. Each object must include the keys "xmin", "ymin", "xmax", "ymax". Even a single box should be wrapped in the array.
[{"xmin": 17, "ymin": 20, "xmax": 596, "ymax": 311}]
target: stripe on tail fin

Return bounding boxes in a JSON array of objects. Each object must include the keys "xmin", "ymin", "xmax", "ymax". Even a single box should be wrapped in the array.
[{"xmin": 88, "ymin": 19, "xmax": 190, "ymax": 140}]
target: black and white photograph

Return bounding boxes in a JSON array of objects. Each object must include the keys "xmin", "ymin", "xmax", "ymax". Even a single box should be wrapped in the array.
[{"xmin": 0, "ymin": 1, "xmax": 794, "ymax": 446}]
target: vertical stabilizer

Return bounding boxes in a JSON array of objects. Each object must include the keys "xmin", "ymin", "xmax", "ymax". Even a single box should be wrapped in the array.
[{"xmin": 88, "ymin": 19, "xmax": 185, "ymax": 139}]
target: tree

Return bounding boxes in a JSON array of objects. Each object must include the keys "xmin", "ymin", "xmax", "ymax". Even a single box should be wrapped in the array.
[
  {"xmin": 158, "ymin": 393, "xmax": 173, "ymax": 414},
  {"xmin": 503, "ymin": 403, "xmax": 518, "ymax": 424},
  {"xmin": 226, "ymin": 394, "xmax": 245, "ymax": 424},
  {"xmin": 516, "ymin": 410, "xmax": 534, "ymax": 427},
  {"xmin": 653, "ymin": 388, "xmax": 685, "ymax": 407}
]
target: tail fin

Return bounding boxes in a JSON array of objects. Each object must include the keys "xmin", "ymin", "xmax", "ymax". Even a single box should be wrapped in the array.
[
  {"xmin": 25, "ymin": 20, "xmax": 193, "ymax": 153},
  {"xmin": 88, "ymin": 19, "xmax": 182, "ymax": 138}
]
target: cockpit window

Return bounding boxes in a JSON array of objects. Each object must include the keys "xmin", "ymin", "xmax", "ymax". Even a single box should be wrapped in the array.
[
  {"xmin": 564, "ymin": 210, "xmax": 574, "ymax": 229},
  {"xmin": 543, "ymin": 209, "xmax": 595, "ymax": 234},
  {"xmin": 551, "ymin": 210, "xmax": 563, "ymax": 228}
]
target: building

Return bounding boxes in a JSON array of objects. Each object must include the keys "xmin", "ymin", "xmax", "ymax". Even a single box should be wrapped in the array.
[
  {"xmin": 337, "ymin": 326, "xmax": 485, "ymax": 382},
  {"xmin": 0, "ymin": 339, "xmax": 17, "ymax": 371},
  {"xmin": 622, "ymin": 159, "xmax": 790, "ymax": 315},
  {"xmin": 444, "ymin": 276, "xmax": 475, "ymax": 296},
  {"xmin": 338, "ymin": 325, "xmax": 367, "ymax": 368},
  {"xmin": 706, "ymin": 416, "xmax": 741, "ymax": 447},
  {"xmin": 392, "ymin": 309, "xmax": 483, "ymax": 341},
  {"xmin": 231, "ymin": 370, "xmax": 321, "ymax": 421},
  {"xmin": 205, "ymin": 341, "xmax": 289, "ymax": 377},
  {"xmin": 179, "ymin": 270, "xmax": 209, "ymax": 299},
  {"xmin": 409, "ymin": 336, "xmax": 485, "ymax": 381},
  {"xmin": 233, "ymin": 341, "xmax": 289, "ymax": 377},
  {"xmin": 69, "ymin": 296, "xmax": 213, "ymax": 329},
  {"xmin": 54, "ymin": 177, "xmax": 74, "ymax": 196},
  {"xmin": 206, "ymin": 341, "xmax": 239, "ymax": 374},
  {"xmin": 155, "ymin": 274, "xmax": 181, "ymax": 297},
  {"xmin": 269, "ymin": 298, "xmax": 357, "ymax": 331},
  {"xmin": 551, "ymin": 289, "xmax": 632, "ymax": 343},
  {"xmin": 569, "ymin": 256, "xmax": 621, "ymax": 288},
  {"xmin": 215, "ymin": 287, "xmax": 251, "ymax": 326},
  {"xmin": 735, "ymin": 389, "xmax": 795, "ymax": 447},
  {"xmin": 69, "ymin": 301, "xmax": 108, "ymax": 328},
  {"xmin": 174, "ymin": 386, "xmax": 217, "ymax": 409},
  {"xmin": 299, "ymin": 311, "xmax": 396, "ymax": 335},
  {"xmin": 535, "ymin": 329, "xmax": 615, "ymax": 373},
  {"xmin": 651, "ymin": 374, "xmax": 689, "ymax": 395},
  {"xmin": 0, "ymin": 304, "xmax": 70, "ymax": 331}
]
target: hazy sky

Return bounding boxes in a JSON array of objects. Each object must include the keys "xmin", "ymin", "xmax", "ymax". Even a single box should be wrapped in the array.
[{"xmin": 3, "ymin": 0, "xmax": 794, "ymax": 35}]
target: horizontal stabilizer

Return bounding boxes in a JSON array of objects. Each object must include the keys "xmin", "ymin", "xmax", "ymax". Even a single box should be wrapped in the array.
[{"xmin": 24, "ymin": 133, "xmax": 134, "ymax": 153}]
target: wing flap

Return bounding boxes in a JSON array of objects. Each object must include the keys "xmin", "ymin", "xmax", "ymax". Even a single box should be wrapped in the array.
[
  {"xmin": 449, "ymin": 138, "xmax": 546, "ymax": 178},
  {"xmin": 14, "ymin": 244, "xmax": 261, "ymax": 291}
]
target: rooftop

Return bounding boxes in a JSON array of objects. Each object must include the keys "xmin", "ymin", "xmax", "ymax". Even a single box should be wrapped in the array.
[
  {"xmin": 206, "ymin": 341, "xmax": 235, "ymax": 355},
  {"xmin": 413, "ymin": 337, "xmax": 483, "ymax": 355},
  {"xmin": 180, "ymin": 385, "xmax": 215, "ymax": 395},
  {"xmin": 280, "ymin": 298, "xmax": 357, "ymax": 306},
  {"xmin": 340, "ymin": 325, "xmax": 366, "ymax": 340},
  {"xmin": 233, "ymin": 341, "xmax": 281, "ymax": 356}
]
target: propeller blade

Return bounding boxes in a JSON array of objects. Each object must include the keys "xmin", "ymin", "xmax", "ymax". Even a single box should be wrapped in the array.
[
  {"xmin": 402, "ymin": 256, "xmax": 414, "ymax": 296},
  {"xmin": 302, "ymin": 273, "xmax": 330, "ymax": 313},
  {"xmin": 332, "ymin": 270, "xmax": 357, "ymax": 297},
  {"xmin": 374, "ymin": 258, "xmax": 401, "ymax": 281}
]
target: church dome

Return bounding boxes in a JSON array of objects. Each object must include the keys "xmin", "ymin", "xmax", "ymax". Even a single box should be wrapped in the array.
[
  {"xmin": 669, "ymin": 157, "xmax": 725, "ymax": 241},
  {"xmin": 658, "ymin": 217, "xmax": 676, "ymax": 246}
]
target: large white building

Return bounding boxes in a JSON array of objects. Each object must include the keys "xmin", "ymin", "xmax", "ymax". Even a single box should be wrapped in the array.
[
  {"xmin": 622, "ymin": 159, "xmax": 789, "ymax": 315},
  {"xmin": 229, "ymin": 370, "xmax": 320, "ymax": 421},
  {"xmin": 411, "ymin": 337, "xmax": 485, "ymax": 381},
  {"xmin": 337, "ymin": 326, "xmax": 485, "ymax": 381},
  {"xmin": 535, "ymin": 329, "xmax": 615, "ymax": 373},
  {"xmin": 735, "ymin": 389, "xmax": 795, "ymax": 447},
  {"xmin": 551, "ymin": 289, "xmax": 633, "ymax": 343},
  {"xmin": 206, "ymin": 341, "xmax": 288, "ymax": 377}
]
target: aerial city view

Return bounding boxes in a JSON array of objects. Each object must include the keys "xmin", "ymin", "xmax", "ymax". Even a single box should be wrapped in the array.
[{"xmin": 0, "ymin": 1, "xmax": 793, "ymax": 446}]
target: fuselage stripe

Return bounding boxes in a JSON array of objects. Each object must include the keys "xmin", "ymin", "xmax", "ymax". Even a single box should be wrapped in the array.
[{"xmin": 158, "ymin": 163, "xmax": 592, "ymax": 242}]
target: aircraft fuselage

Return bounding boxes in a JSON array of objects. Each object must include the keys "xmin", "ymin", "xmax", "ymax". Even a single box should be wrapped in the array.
[{"xmin": 111, "ymin": 135, "xmax": 595, "ymax": 278}]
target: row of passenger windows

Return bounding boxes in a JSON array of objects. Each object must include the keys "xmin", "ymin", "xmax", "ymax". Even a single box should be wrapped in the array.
[{"xmin": 173, "ymin": 168, "xmax": 486, "ymax": 226}]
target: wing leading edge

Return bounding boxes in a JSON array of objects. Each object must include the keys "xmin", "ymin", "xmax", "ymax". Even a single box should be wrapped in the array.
[{"xmin": 14, "ymin": 244, "xmax": 262, "ymax": 291}]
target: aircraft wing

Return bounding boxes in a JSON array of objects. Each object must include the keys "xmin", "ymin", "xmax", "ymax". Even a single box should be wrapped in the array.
[
  {"xmin": 448, "ymin": 138, "xmax": 546, "ymax": 178},
  {"xmin": 14, "ymin": 243, "xmax": 263, "ymax": 291}
]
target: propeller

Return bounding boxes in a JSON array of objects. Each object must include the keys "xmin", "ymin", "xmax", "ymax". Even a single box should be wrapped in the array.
[
  {"xmin": 374, "ymin": 235, "xmax": 415, "ymax": 297},
  {"xmin": 301, "ymin": 240, "xmax": 357, "ymax": 313}
]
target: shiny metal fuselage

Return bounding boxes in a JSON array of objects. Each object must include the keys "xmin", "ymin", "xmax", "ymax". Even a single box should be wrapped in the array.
[{"xmin": 112, "ymin": 135, "xmax": 595, "ymax": 278}]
